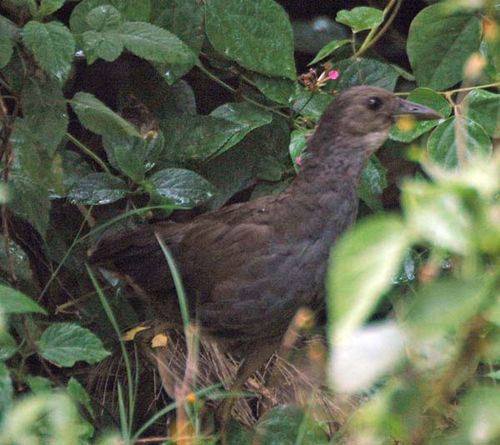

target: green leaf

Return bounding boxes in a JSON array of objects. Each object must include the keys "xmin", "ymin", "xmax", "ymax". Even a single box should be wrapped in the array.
[
  {"xmin": 210, "ymin": 102, "xmax": 272, "ymax": 150},
  {"xmin": 252, "ymin": 74, "xmax": 295, "ymax": 105},
  {"xmin": 407, "ymin": 4, "xmax": 481, "ymax": 90},
  {"xmin": 82, "ymin": 30, "xmax": 124, "ymax": 63},
  {"xmin": 149, "ymin": 168, "xmax": 216, "ymax": 207},
  {"xmin": 22, "ymin": 21, "xmax": 75, "ymax": 83},
  {"xmin": 402, "ymin": 180, "xmax": 473, "ymax": 254},
  {"xmin": 109, "ymin": 139, "xmax": 145, "ymax": 183},
  {"xmin": 205, "ymin": 0, "xmax": 296, "ymax": 80},
  {"xmin": 161, "ymin": 114, "xmax": 245, "ymax": 162},
  {"xmin": 26, "ymin": 376, "xmax": 52, "ymax": 394},
  {"xmin": 20, "ymin": 77, "xmax": 68, "ymax": 157},
  {"xmin": 37, "ymin": 0, "xmax": 65, "ymax": 17},
  {"xmin": 359, "ymin": 156, "xmax": 387, "ymax": 211},
  {"xmin": 8, "ymin": 175, "xmax": 50, "ymax": 238},
  {"xmin": 70, "ymin": 0, "xmax": 150, "ymax": 34},
  {"xmin": 255, "ymin": 406, "xmax": 329, "ymax": 445},
  {"xmin": 37, "ymin": 323, "xmax": 110, "ymax": 367},
  {"xmin": 327, "ymin": 215, "xmax": 410, "ymax": 342},
  {"xmin": 308, "ymin": 38, "xmax": 351, "ymax": 65},
  {"xmin": 0, "ymin": 284, "xmax": 47, "ymax": 314},
  {"xmin": 152, "ymin": 0, "xmax": 204, "ymax": 54},
  {"xmin": 291, "ymin": 88, "xmax": 333, "ymax": 119},
  {"xmin": 121, "ymin": 21, "xmax": 196, "ymax": 66},
  {"xmin": 0, "ymin": 36, "xmax": 14, "ymax": 69},
  {"xmin": 335, "ymin": 58, "xmax": 400, "ymax": 91},
  {"xmin": 389, "ymin": 88, "xmax": 450, "ymax": 142},
  {"xmin": 67, "ymin": 173, "xmax": 128, "ymax": 205},
  {"xmin": 67, "ymin": 378, "xmax": 94, "ymax": 417},
  {"xmin": 407, "ymin": 278, "xmax": 489, "ymax": 334},
  {"xmin": 103, "ymin": 133, "xmax": 164, "ymax": 183},
  {"xmin": 71, "ymin": 92, "xmax": 141, "ymax": 139},
  {"xmin": 459, "ymin": 387, "xmax": 500, "ymax": 444},
  {"xmin": 461, "ymin": 89, "xmax": 500, "ymax": 137},
  {"xmin": 336, "ymin": 7, "xmax": 384, "ymax": 33},
  {"xmin": 0, "ymin": 332, "xmax": 18, "ymax": 361},
  {"xmin": 427, "ymin": 116, "xmax": 492, "ymax": 170},
  {"xmin": 288, "ymin": 128, "xmax": 309, "ymax": 172},
  {"xmin": 0, "ymin": 363, "xmax": 13, "ymax": 418},
  {"xmin": 86, "ymin": 5, "xmax": 122, "ymax": 31}
]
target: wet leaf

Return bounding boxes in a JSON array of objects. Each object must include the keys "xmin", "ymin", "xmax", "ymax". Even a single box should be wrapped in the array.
[
  {"xmin": 0, "ymin": 284, "xmax": 46, "ymax": 315},
  {"xmin": 407, "ymin": 5, "xmax": 481, "ymax": 90},
  {"xmin": 67, "ymin": 173, "xmax": 128, "ymax": 205},
  {"xmin": 22, "ymin": 21, "xmax": 75, "ymax": 83},
  {"xmin": 427, "ymin": 116, "xmax": 492, "ymax": 170},
  {"xmin": 336, "ymin": 7, "xmax": 384, "ymax": 33},
  {"xmin": 149, "ymin": 168, "xmax": 216, "ymax": 208},
  {"xmin": 205, "ymin": 0, "xmax": 296, "ymax": 79}
]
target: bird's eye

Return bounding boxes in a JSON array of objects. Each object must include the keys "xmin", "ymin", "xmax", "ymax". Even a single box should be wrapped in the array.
[{"xmin": 367, "ymin": 96, "xmax": 383, "ymax": 110}]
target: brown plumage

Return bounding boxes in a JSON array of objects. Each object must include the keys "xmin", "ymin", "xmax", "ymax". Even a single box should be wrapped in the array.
[{"xmin": 89, "ymin": 86, "xmax": 441, "ymax": 393}]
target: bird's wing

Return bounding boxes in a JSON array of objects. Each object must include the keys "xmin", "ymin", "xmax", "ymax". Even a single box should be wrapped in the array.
[{"xmin": 89, "ymin": 196, "xmax": 280, "ymax": 334}]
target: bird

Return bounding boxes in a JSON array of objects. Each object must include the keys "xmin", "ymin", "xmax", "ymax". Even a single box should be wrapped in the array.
[{"xmin": 89, "ymin": 86, "xmax": 441, "ymax": 409}]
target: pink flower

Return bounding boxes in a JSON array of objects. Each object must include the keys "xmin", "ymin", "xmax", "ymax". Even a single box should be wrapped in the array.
[
  {"xmin": 295, "ymin": 156, "xmax": 303, "ymax": 166},
  {"xmin": 327, "ymin": 70, "xmax": 340, "ymax": 80}
]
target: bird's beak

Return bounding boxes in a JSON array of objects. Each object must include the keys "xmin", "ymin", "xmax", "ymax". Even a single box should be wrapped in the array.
[{"xmin": 395, "ymin": 98, "xmax": 443, "ymax": 120}]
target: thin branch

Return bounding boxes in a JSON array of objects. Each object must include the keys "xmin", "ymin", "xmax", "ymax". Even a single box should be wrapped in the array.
[{"xmin": 65, "ymin": 132, "xmax": 111, "ymax": 174}]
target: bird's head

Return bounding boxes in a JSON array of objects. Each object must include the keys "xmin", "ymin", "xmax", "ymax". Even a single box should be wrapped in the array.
[{"xmin": 319, "ymin": 86, "xmax": 442, "ymax": 155}]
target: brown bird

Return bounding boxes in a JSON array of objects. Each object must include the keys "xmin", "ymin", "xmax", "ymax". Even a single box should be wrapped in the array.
[{"xmin": 89, "ymin": 86, "xmax": 441, "ymax": 398}]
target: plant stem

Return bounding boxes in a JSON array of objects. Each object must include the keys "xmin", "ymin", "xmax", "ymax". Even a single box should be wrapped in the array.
[
  {"xmin": 65, "ymin": 133, "xmax": 111, "ymax": 174},
  {"xmin": 354, "ymin": 0, "xmax": 401, "ymax": 58},
  {"xmin": 196, "ymin": 63, "xmax": 290, "ymax": 119}
]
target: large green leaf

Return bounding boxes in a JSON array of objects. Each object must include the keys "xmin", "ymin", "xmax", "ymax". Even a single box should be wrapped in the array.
[
  {"xmin": 461, "ymin": 89, "xmax": 500, "ymax": 137},
  {"xmin": 152, "ymin": 0, "xmax": 204, "ymax": 54},
  {"xmin": 70, "ymin": 92, "xmax": 140, "ymax": 139},
  {"xmin": 407, "ymin": 4, "xmax": 481, "ymax": 90},
  {"xmin": 402, "ymin": 180, "xmax": 473, "ymax": 254},
  {"xmin": 120, "ymin": 21, "xmax": 197, "ymax": 65},
  {"xmin": 148, "ymin": 168, "xmax": 216, "ymax": 207},
  {"xmin": 37, "ymin": 323, "xmax": 110, "ymax": 367},
  {"xmin": 210, "ymin": 102, "xmax": 272, "ymax": 151},
  {"xmin": 8, "ymin": 175, "xmax": 50, "ymax": 238},
  {"xmin": 20, "ymin": 77, "xmax": 68, "ymax": 157},
  {"xmin": 205, "ymin": 0, "xmax": 296, "ymax": 80},
  {"xmin": 21, "ymin": 21, "xmax": 75, "ymax": 84},
  {"xmin": 82, "ymin": 29, "xmax": 124, "ymax": 63},
  {"xmin": 427, "ymin": 116, "xmax": 492, "ymax": 170},
  {"xmin": 252, "ymin": 74, "xmax": 296, "ymax": 105},
  {"xmin": 69, "ymin": 0, "xmax": 150, "ymax": 33},
  {"xmin": 161, "ymin": 114, "xmax": 245, "ymax": 162},
  {"xmin": 103, "ymin": 132, "xmax": 165, "ymax": 183},
  {"xmin": 327, "ymin": 215, "xmax": 410, "ymax": 342},
  {"xmin": 0, "ymin": 284, "xmax": 46, "ymax": 315},
  {"xmin": 389, "ymin": 88, "xmax": 450, "ymax": 142},
  {"xmin": 67, "ymin": 173, "xmax": 128, "ymax": 205},
  {"xmin": 334, "ymin": 58, "xmax": 400, "ymax": 91},
  {"xmin": 336, "ymin": 7, "xmax": 384, "ymax": 33},
  {"xmin": 406, "ymin": 278, "xmax": 488, "ymax": 335}
]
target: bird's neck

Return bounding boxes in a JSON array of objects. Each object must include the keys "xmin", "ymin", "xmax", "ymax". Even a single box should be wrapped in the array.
[{"xmin": 290, "ymin": 130, "xmax": 369, "ymax": 198}]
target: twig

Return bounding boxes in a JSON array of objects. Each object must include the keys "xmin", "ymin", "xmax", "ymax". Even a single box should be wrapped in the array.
[
  {"xmin": 65, "ymin": 132, "xmax": 111, "ymax": 174},
  {"xmin": 354, "ymin": 0, "xmax": 401, "ymax": 58}
]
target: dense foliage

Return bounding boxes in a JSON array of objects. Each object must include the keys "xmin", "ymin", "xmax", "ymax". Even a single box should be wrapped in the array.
[{"xmin": 0, "ymin": 0, "xmax": 499, "ymax": 444}]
